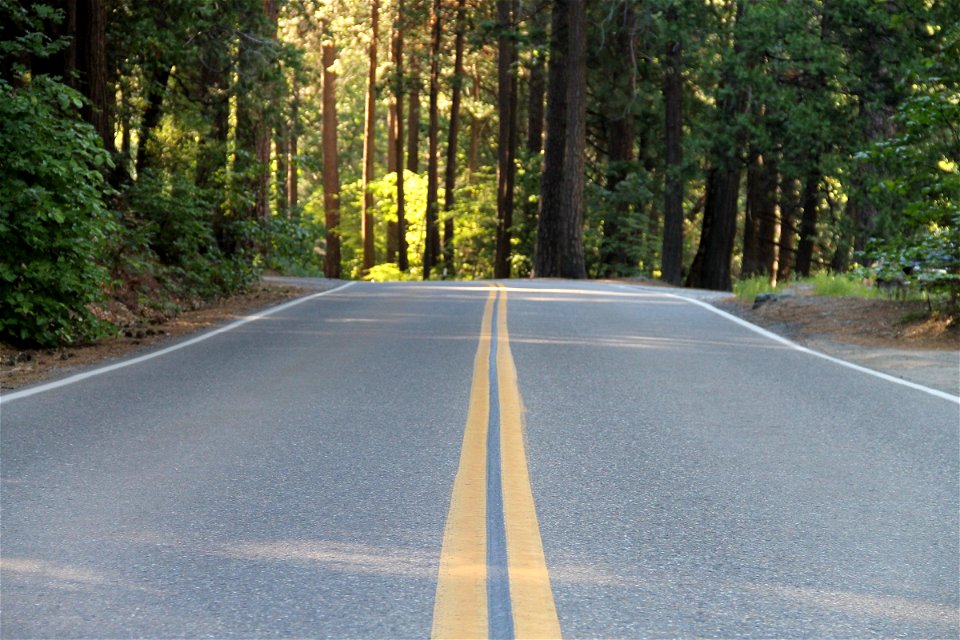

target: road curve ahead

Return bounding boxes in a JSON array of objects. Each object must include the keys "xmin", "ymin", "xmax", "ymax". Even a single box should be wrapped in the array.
[{"xmin": 2, "ymin": 280, "xmax": 957, "ymax": 638}]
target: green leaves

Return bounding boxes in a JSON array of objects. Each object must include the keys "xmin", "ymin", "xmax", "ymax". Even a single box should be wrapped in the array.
[{"xmin": 0, "ymin": 76, "xmax": 116, "ymax": 347}]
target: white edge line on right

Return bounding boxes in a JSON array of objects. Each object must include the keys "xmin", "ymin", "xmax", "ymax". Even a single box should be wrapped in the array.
[{"xmin": 662, "ymin": 291, "xmax": 959, "ymax": 405}]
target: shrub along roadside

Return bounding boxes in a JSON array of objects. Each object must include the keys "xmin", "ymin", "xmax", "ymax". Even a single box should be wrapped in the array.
[{"xmin": 0, "ymin": 76, "xmax": 118, "ymax": 347}]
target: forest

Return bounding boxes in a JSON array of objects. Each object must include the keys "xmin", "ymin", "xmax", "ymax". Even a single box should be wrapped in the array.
[{"xmin": 1, "ymin": 0, "xmax": 958, "ymax": 347}]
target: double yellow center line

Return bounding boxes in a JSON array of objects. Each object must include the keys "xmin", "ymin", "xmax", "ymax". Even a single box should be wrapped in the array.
[{"xmin": 432, "ymin": 286, "xmax": 561, "ymax": 639}]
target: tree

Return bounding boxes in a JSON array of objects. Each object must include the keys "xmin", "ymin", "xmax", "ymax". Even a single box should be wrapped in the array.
[
  {"xmin": 661, "ymin": 1, "xmax": 684, "ymax": 285},
  {"xmin": 442, "ymin": 0, "xmax": 468, "ymax": 275},
  {"xmin": 361, "ymin": 0, "xmax": 380, "ymax": 274},
  {"xmin": 423, "ymin": 0, "xmax": 442, "ymax": 278},
  {"xmin": 322, "ymin": 26, "xmax": 342, "ymax": 279},
  {"xmin": 393, "ymin": 0, "xmax": 409, "ymax": 272}
]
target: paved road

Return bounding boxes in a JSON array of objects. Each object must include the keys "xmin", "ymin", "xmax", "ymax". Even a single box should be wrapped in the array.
[{"xmin": 2, "ymin": 280, "xmax": 957, "ymax": 638}]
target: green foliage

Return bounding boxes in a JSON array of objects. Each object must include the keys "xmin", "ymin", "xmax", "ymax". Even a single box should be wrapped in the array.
[
  {"xmin": 0, "ymin": 76, "xmax": 116, "ymax": 346},
  {"xmin": 260, "ymin": 215, "xmax": 327, "ymax": 277},
  {"xmin": 859, "ymin": 19, "xmax": 960, "ymax": 311}
]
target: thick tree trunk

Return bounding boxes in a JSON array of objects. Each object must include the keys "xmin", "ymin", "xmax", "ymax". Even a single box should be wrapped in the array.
[
  {"xmin": 442, "ymin": 0, "xmax": 467, "ymax": 275},
  {"xmin": 361, "ymin": 0, "xmax": 380, "ymax": 274},
  {"xmin": 661, "ymin": 3, "xmax": 684, "ymax": 285},
  {"xmin": 533, "ymin": 0, "xmax": 568, "ymax": 277},
  {"xmin": 685, "ymin": 0, "xmax": 745, "ymax": 291},
  {"xmin": 494, "ymin": 0, "xmax": 518, "ymax": 279},
  {"xmin": 75, "ymin": 0, "xmax": 112, "ymax": 151},
  {"xmin": 423, "ymin": 0, "xmax": 442, "ymax": 279},
  {"xmin": 686, "ymin": 165, "xmax": 741, "ymax": 290},
  {"xmin": 556, "ymin": 0, "xmax": 587, "ymax": 278},
  {"xmin": 322, "ymin": 37, "xmax": 342, "ymax": 279}
]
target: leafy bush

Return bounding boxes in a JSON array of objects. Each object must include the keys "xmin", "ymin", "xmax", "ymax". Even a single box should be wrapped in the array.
[{"xmin": 0, "ymin": 77, "xmax": 117, "ymax": 346}]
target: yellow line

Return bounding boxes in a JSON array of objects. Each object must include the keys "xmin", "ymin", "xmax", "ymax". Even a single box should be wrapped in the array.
[
  {"xmin": 497, "ymin": 286, "xmax": 563, "ymax": 639},
  {"xmin": 432, "ymin": 288, "xmax": 496, "ymax": 640}
]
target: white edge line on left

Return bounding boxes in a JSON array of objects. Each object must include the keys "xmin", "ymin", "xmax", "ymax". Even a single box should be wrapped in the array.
[{"xmin": 0, "ymin": 281, "xmax": 357, "ymax": 405}]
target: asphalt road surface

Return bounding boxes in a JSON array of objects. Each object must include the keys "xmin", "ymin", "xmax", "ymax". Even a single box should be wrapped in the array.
[{"xmin": 2, "ymin": 280, "xmax": 958, "ymax": 638}]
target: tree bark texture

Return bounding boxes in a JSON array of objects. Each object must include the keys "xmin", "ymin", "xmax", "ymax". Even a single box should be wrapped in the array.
[
  {"xmin": 556, "ymin": 0, "xmax": 587, "ymax": 278},
  {"xmin": 533, "ymin": 0, "xmax": 568, "ymax": 277},
  {"xmin": 661, "ymin": 2, "xmax": 684, "ymax": 285}
]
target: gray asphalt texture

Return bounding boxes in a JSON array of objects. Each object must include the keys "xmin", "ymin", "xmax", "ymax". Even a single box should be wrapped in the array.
[{"xmin": 2, "ymin": 280, "xmax": 958, "ymax": 638}]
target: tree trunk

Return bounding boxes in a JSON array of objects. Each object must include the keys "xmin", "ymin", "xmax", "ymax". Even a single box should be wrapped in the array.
[
  {"xmin": 598, "ymin": 2, "xmax": 637, "ymax": 278},
  {"xmin": 407, "ymin": 55, "xmax": 421, "ymax": 173},
  {"xmin": 494, "ymin": 0, "xmax": 519, "ymax": 279},
  {"xmin": 525, "ymin": 0, "xmax": 548, "ymax": 156},
  {"xmin": 795, "ymin": 169, "xmax": 820, "ymax": 277},
  {"xmin": 393, "ymin": 1, "xmax": 408, "ymax": 272},
  {"xmin": 361, "ymin": 0, "xmax": 380, "ymax": 274},
  {"xmin": 288, "ymin": 78, "xmax": 299, "ymax": 211},
  {"xmin": 533, "ymin": 0, "xmax": 568, "ymax": 277},
  {"xmin": 135, "ymin": 63, "xmax": 172, "ymax": 175},
  {"xmin": 75, "ymin": 0, "xmax": 112, "ymax": 151},
  {"xmin": 661, "ymin": 2, "xmax": 684, "ymax": 285},
  {"xmin": 196, "ymin": 32, "xmax": 230, "ymax": 251},
  {"xmin": 741, "ymin": 149, "xmax": 762, "ymax": 278},
  {"xmin": 275, "ymin": 122, "xmax": 289, "ymax": 218},
  {"xmin": 423, "ymin": 0, "xmax": 442, "ymax": 279},
  {"xmin": 466, "ymin": 66, "xmax": 483, "ymax": 183},
  {"xmin": 322, "ymin": 36, "xmax": 342, "ymax": 279},
  {"xmin": 777, "ymin": 173, "xmax": 800, "ymax": 283},
  {"xmin": 442, "ymin": 0, "xmax": 467, "ymax": 275},
  {"xmin": 686, "ymin": 165, "xmax": 742, "ymax": 290},
  {"xmin": 555, "ymin": 0, "xmax": 587, "ymax": 278},
  {"xmin": 755, "ymin": 152, "xmax": 779, "ymax": 279},
  {"xmin": 685, "ymin": 0, "xmax": 745, "ymax": 291}
]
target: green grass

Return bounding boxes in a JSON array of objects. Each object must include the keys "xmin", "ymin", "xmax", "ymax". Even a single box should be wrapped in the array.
[{"xmin": 733, "ymin": 272, "xmax": 880, "ymax": 302}]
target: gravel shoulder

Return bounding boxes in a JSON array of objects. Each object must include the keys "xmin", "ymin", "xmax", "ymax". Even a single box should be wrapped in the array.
[{"xmin": 712, "ymin": 295, "xmax": 959, "ymax": 396}]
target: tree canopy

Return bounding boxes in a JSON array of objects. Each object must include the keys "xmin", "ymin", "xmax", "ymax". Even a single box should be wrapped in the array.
[{"xmin": 1, "ymin": 0, "xmax": 957, "ymax": 346}]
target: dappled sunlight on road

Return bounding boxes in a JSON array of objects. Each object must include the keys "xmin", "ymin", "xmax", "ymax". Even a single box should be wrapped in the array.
[
  {"xmin": 217, "ymin": 539, "xmax": 622, "ymax": 586},
  {"xmin": 743, "ymin": 582, "xmax": 960, "ymax": 626}
]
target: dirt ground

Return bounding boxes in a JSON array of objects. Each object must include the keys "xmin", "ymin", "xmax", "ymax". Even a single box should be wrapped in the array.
[{"xmin": 2, "ymin": 281, "xmax": 958, "ymax": 394}]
